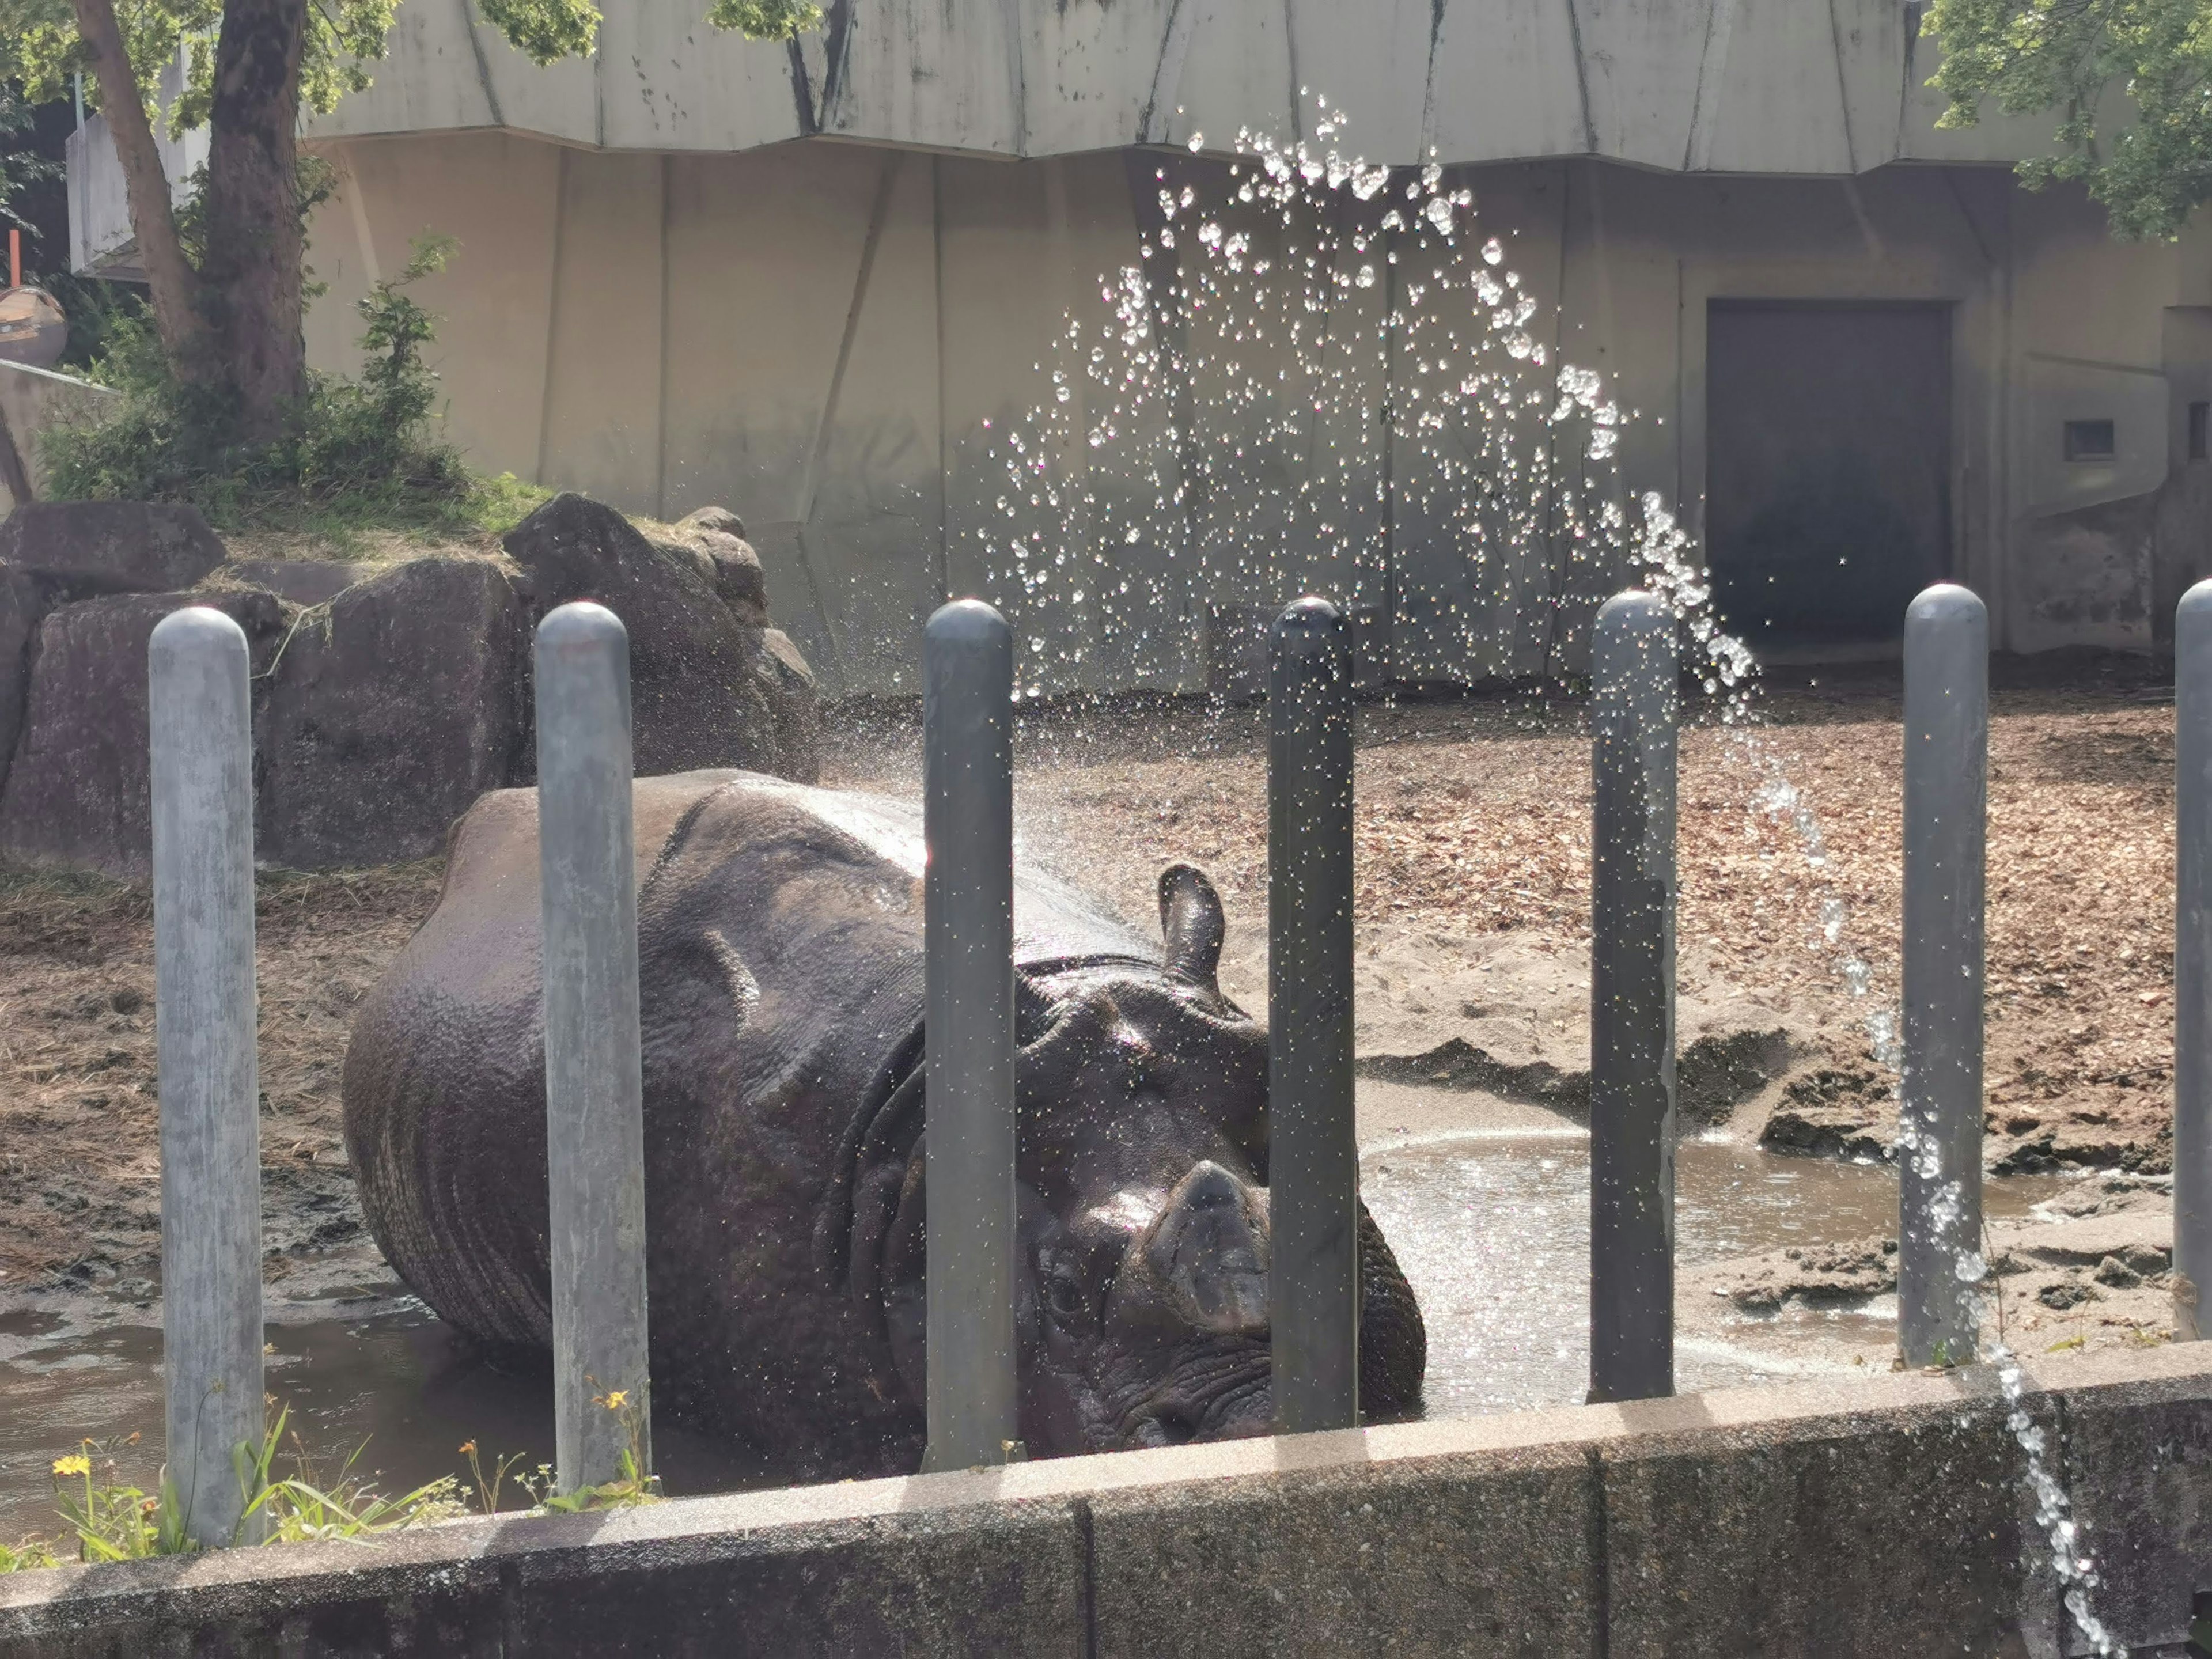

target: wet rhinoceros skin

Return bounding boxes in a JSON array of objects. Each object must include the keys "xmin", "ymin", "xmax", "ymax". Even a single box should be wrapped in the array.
[{"xmin": 343, "ymin": 770, "xmax": 1425, "ymax": 1479}]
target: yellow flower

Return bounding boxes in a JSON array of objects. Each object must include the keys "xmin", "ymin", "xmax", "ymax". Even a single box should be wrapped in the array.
[
  {"xmin": 600, "ymin": 1390, "xmax": 629, "ymax": 1411},
  {"xmin": 51, "ymin": 1456, "xmax": 89, "ymax": 1478}
]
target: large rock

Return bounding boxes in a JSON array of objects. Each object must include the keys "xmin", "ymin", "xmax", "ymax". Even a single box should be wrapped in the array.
[
  {"xmin": 257, "ymin": 558, "xmax": 527, "ymax": 870},
  {"xmin": 505, "ymin": 494, "xmax": 817, "ymax": 781},
  {"xmin": 0, "ymin": 565, "xmax": 44, "ymax": 800},
  {"xmin": 0, "ymin": 590, "xmax": 286, "ymax": 877},
  {"xmin": 670, "ymin": 506, "xmax": 772, "ymax": 626},
  {"xmin": 0, "ymin": 501, "xmax": 228, "ymax": 596}
]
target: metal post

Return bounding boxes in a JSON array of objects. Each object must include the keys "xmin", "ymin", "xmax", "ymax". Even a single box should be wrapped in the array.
[
  {"xmin": 536, "ymin": 601, "xmax": 652, "ymax": 1493},
  {"xmin": 1268, "ymin": 596, "xmax": 1359, "ymax": 1434},
  {"xmin": 150, "ymin": 607, "xmax": 264, "ymax": 1548},
  {"xmin": 921, "ymin": 599, "xmax": 1018, "ymax": 1471},
  {"xmin": 1588, "ymin": 591, "xmax": 1678, "ymax": 1404},
  {"xmin": 1900, "ymin": 582, "xmax": 1988, "ymax": 1368},
  {"xmin": 2176, "ymin": 581, "xmax": 2212, "ymax": 1339}
]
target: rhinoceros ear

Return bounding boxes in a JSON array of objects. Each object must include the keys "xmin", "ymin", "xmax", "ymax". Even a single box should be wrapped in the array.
[{"xmin": 1157, "ymin": 863, "xmax": 1225, "ymax": 994}]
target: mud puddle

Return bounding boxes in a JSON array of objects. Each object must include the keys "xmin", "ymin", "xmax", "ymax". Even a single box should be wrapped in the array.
[{"xmin": 0, "ymin": 1103, "xmax": 2088, "ymax": 1540}]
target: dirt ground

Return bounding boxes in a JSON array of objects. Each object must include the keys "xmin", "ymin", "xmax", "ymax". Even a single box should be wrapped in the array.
[{"xmin": 0, "ymin": 661, "xmax": 2183, "ymax": 1311}]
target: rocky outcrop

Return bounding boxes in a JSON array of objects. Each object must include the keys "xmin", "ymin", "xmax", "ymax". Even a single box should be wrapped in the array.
[
  {"xmin": 505, "ymin": 494, "xmax": 818, "ymax": 783},
  {"xmin": 0, "ymin": 501, "xmax": 227, "ymax": 596},
  {"xmin": 257, "ymin": 559, "xmax": 527, "ymax": 869},
  {"xmin": 0, "ymin": 495, "xmax": 820, "ymax": 876},
  {"xmin": 0, "ymin": 590, "xmax": 286, "ymax": 877}
]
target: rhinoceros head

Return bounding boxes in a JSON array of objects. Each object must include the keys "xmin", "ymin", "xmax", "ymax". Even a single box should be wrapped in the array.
[{"xmin": 866, "ymin": 864, "xmax": 1426, "ymax": 1456}]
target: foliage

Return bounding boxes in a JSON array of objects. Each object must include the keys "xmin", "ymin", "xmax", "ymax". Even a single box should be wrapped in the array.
[
  {"xmin": 1925, "ymin": 0, "xmax": 2212, "ymax": 238},
  {"xmin": 50, "ymin": 1435, "xmax": 188, "ymax": 1561},
  {"xmin": 40, "ymin": 232, "xmax": 548, "ymax": 537},
  {"xmin": 0, "ymin": 0, "xmax": 395, "ymax": 136},
  {"xmin": 0, "ymin": 78, "xmax": 59, "ymax": 236},
  {"xmin": 0, "ymin": 0, "xmax": 820, "ymax": 130}
]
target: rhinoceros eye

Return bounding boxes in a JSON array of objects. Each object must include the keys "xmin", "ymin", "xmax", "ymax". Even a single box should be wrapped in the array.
[{"xmin": 1044, "ymin": 1267, "xmax": 1092, "ymax": 1328}]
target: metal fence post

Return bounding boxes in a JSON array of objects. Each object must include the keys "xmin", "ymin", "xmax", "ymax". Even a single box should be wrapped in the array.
[
  {"xmin": 150, "ymin": 606, "xmax": 265, "ymax": 1548},
  {"xmin": 2176, "ymin": 581, "xmax": 2212, "ymax": 1339},
  {"xmin": 1899, "ymin": 582, "xmax": 1988, "ymax": 1368},
  {"xmin": 1268, "ymin": 595, "xmax": 1359, "ymax": 1434},
  {"xmin": 1588, "ymin": 590, "xmax": 1678, "ymax": 1404},
  {"xmin": 536, "ymin": 601, "xmax": 652, "ymax": 1494},
  {"xmin": 921, "ymin": 598, "xmax": 1019, "ymax": 1471}
]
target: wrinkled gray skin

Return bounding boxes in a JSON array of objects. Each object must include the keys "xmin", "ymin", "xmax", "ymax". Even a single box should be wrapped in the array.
[{"xmin": 344, "ymin": 771, "xmax": 1425, "ymax": 1479}]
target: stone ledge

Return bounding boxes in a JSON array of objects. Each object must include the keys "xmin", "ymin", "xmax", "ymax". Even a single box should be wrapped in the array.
[{"xmin": 0, "ymin": 1343, "xmax": 2202, "ymax": 1657}]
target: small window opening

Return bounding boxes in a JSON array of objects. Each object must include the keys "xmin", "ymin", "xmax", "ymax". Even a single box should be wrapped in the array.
[
  {"xmin": 2190, "ymin": 402, "xmax": 2207, "ymax": 461},
  {"xmin": 2065, "ymin": 419, "xmax": 2116, "ymax": 463}
]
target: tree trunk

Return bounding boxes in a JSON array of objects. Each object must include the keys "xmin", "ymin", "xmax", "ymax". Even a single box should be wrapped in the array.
[
  {"xmin": 70, "ymin": 0, "xmax": 211, "ymax": 374},
  {"xmin": 199, "ymin": 0, "xmax": 310, "ymax": 439}
]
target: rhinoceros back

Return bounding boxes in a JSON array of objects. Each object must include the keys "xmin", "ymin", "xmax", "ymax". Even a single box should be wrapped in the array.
[{"xmin": 342, "ymin": 769, "xmax": 1153, "ymax": 1419}]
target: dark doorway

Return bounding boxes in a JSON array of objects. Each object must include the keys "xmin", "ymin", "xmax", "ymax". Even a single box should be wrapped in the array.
[{"xmin": 1705, "ymin": 303, "xmax": 1952, "ymax": 650}]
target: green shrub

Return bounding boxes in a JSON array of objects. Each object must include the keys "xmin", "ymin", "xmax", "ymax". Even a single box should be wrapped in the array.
[{"xmin": 41, "ymin": 234, "xmax": 548, "ymax": 540}]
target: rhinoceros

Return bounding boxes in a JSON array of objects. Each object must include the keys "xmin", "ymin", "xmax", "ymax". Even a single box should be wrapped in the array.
[{"xmin": 343, "ymin": 771, "xmax": 1424, "ymax": 1479}]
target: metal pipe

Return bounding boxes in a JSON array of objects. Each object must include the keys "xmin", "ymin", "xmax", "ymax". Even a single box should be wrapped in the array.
[
  {"xmin": 1899, "ymin": 582, "xmax": 1988, "ymax": 1368},
  {"xmin": 2176, "ymin": 580, "xmax": 2212, "ymax": 1339},
  {"xmin": 150, "ymin": 607, "xmax": 264, "ymax": 1548},
  {"xmin": 921, "ymin": 598, "xmax": 1019, "ymax": 1470},
  {"xmin": 536, "ymin": 601, "xmax": 652, "ymax": 1493},
  {"xmin": 1268, "ymin": 595, "xmax": 1359, "ymax": 1434},
  {"xmin": 1588, "ymin": 590, "xmax": 1678, "ymax": 1404}
]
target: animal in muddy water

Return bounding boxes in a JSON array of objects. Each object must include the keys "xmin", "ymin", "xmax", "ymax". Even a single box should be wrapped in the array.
[{"xmin": 343, "ymin": 771, "xmax": 1425, "ymax": 1478}]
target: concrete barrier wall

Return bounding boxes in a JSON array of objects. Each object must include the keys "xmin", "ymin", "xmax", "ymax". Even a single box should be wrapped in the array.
[{"xmin": 0, "ymin": 1343, "xmax": 2203, "ymax": 1657}]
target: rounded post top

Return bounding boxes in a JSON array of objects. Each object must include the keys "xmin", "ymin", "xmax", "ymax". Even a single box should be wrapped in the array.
[
  {"xmin": 1271, "ymin": 595, "xmax": 1348, "ymax": 658},
  {"xmin": 536, "ymin": 600, "xmax": 628, "ymax": 656},
  {"xmin": 1594, "ymin": 589, "xmax": 1673, "ymax": 637},
  {"xmin": 147, "ymin": 604, "xmax": 248, "ymax": 668},
  {"xmin": 926, "ymin": 597, "xmax": 1010, "ymax": 646},
  {"xmin": 2180, "ymin": 577, "xmax": 2212, "ymax": 625},
  {"xmin": 1904, "ymin": 582, "xmax": 1987, "ymax": 630}
]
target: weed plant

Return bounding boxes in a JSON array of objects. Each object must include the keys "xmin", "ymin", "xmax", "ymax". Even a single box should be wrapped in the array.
[
  {"xmin": 5, "ymin": 1387, "xmax": 657, "ymax": 1574},
  {"xmin": 40, "ymin": 234, "xmax": 548, "ymax": 541}
]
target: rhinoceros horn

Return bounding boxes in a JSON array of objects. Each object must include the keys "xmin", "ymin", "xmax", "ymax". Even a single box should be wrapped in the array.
[{"xmin": 1134, "ymin": 1159, "xmax": 1270, "ymax": 1336}]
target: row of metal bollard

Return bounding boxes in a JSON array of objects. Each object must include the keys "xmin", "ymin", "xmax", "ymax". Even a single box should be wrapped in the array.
[
  {"xmin": 1583, "ymin": 581, "xmax": 1998, "ymax": 1396},
  {"xmin": 144, "ymin": 571, "xmax": 2211, "ymax": 1543},
  {"xmin": 145, "ymin": 600, "xmax": 656, "ymax": 1547}
]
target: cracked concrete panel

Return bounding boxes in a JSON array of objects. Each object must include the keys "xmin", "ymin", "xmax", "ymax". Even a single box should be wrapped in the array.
[
  {"xmin": 1695, "ymin": 0, "xmax": 1855, "ymax": 175},
  {"xmin": 1280, "ymin": 0, "xmax": 1433, "ymax": 163},
  {"xmin": 593, "ymin": 2, "xmax": 804, "ymax": 153},
  {"xmin": 824, "ymin": 0, "xmax": 1026, "ymax": 155},
  {"xmin": 1424, "ymin": 0, "xmax": 1587, "ymax": 166},
  {"xmin": 1157, "ymin": 0, "xmax": 1296, "ymax": 159},
  {"xmin": 1573, "ymin": 0, "xmax": 1717, "ymax": 173},
  {"xmin": 1021, "ymin": 0, "xmax": 1181, "ymax": 158}
]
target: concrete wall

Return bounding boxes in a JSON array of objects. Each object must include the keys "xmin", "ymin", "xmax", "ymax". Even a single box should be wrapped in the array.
[
  {"xmin": 300, "ymin": 0, "xmax": 2054, "ymax": 176},
  {"xmin": 298, "ymin": 126, "xmax": 2212, "ymax": 690},
  {"xmin": 0, "ymin": 1343, "xmax": 2203, "ymax": 1656}
]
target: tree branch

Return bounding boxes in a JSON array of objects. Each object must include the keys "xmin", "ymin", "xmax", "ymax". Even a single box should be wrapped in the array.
[{"xmin": 69, "ymin": 0, "xmax": 212, "ymax": 373}]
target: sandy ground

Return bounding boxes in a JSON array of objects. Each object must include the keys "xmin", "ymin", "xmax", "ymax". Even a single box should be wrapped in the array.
[{"xmin": 0, "ymin": 664, "xmax": 2184, "ymax": 1363}]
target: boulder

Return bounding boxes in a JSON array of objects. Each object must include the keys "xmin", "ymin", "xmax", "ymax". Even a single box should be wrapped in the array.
[
  {"xmin": 257, "ymin": 558, "xmax": 527, "ymax": 869},
  {"xmin": 0, "ymin": 590, "xmax": 286, "ymax": 877},
  {"xmin": 505, "ymin": 494, "xmax": 817, "ymax": 782},
  {"xmin": 671, "ymin": 506, "xmax": 772, "ymax": 627},
  {"xmin": 0, "ymin": 565, "xmax": 46, "ymax": 798},
  {"xmin": 0, "ymin": 502, "xmax": 228, "ymax": 596}
]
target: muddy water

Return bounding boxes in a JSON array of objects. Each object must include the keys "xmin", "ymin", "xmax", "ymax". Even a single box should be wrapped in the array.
[
  {"xmin": 1366, "ymin": 1130, "xmax": 2065, "ymax": 1416},
  {"xmin": 0, "ymin": 1115, "xmax": 2073, "ymax": 1541}
]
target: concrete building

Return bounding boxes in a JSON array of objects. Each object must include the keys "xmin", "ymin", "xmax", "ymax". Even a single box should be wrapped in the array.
[{"xmin": 69, "ymin": 0, "xmax": 2212, "ymax": 692}]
